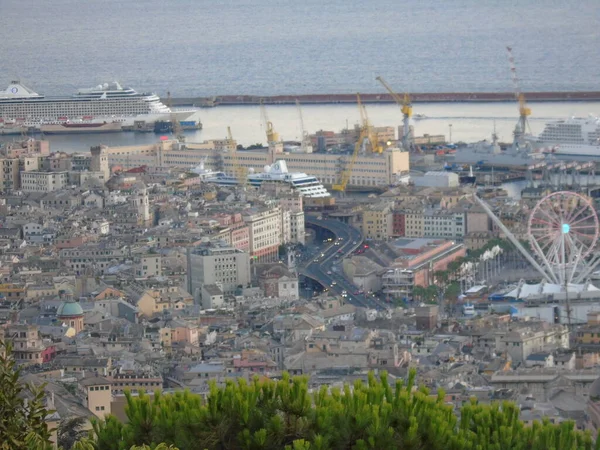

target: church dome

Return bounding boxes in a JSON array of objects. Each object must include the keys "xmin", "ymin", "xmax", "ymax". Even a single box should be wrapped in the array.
[{"xmin": 56, "ymin": 297, "xmax": 83, "ymax": 318}]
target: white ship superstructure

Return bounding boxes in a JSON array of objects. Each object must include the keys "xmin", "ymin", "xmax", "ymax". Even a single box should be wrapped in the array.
[
  {"xmin": 205, "ymin": 160, "xmax": 331, "ymax": 198},
  {"xmin": 526, "ymin": 115, "xmax": 600, "ymax": 157},
  {"xmin": 0, "ymin": 80, "xmax": 199, "ymax": 130}
]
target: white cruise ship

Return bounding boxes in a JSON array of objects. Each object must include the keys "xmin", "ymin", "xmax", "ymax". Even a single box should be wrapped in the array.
[
  {"xmin": 0, "ymin": 80, "xmax": 200, "ymax": 131},
  {"xmin": 205, "ymin": 160, "xmax": 331, "ymax": 198},
  {"xmin": 525, "ymin": 115, "xmax": 600, "ymax": 157}
]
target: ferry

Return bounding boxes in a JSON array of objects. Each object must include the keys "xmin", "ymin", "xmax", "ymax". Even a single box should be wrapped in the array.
[
  {"xmin": 201, "ymin": 160, "xmax": 331, "ymax": 198},
  {"xmin": 0, "ymin": 80, "xmax": 201, "ymax": 130}
]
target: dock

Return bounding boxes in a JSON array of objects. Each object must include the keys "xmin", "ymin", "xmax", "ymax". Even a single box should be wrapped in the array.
[{"xmin": 167, "ymin": 91, "xmax": 600, "ymax": 107}]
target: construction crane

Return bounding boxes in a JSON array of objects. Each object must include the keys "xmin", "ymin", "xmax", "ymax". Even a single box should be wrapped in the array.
[
  {"xmin": 296, "ymin": 99, "xmax": 312, "ymax": 153},
  {"xmin": 333, "ymin": 94, "xmax": 368, "ymax": 193},
  {"xmin": 376, "ymin": 76, "xmax": 413, "ymax": 151},
  {"xmin": 260, "ymin": 99, "xmax": 280, "ymax": 144},
  {"xmin": 227, "ymin": 126, "xmax": 247, "ymax": 188},
  {"xmin": 167, "ymin": 91, "xmax": 185, "ymax": 142},
  {"xmin": 356, "ymin": 93, "xmax": 382, "ymax": 154},
  {"xmin": 506, "ymin": 46, "xmax": 531, "ymax": 147}
]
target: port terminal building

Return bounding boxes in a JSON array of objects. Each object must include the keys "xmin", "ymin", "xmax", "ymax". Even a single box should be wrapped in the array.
[{"xmin": 104, "ymin": 139, "xmax": 410, "ymax": 189}]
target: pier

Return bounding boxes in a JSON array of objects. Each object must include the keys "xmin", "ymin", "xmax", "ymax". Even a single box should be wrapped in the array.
[{"xmin": 167, "ymin": 91, "xmax": 600, "ymax": 107}]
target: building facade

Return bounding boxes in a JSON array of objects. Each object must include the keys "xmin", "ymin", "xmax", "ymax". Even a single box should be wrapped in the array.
[{"xmin": 186, "ymin": 242, "xmax": 251, "ymax": 301}]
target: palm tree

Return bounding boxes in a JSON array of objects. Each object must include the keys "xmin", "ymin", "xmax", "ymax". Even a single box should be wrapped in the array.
[{"xmin": 57, "ymin": 417, "xmax": 88, "ymax": 450}]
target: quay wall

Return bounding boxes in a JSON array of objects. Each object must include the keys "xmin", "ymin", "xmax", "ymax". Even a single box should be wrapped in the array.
[{"xmin": 167, "ymin": 91, "xmax": 600, "ymax": 107}]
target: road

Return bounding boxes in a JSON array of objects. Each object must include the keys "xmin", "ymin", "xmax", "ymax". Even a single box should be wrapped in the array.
[{"xmin": 299, "ymin": 217, "xmax": 387, "ymax": 311}]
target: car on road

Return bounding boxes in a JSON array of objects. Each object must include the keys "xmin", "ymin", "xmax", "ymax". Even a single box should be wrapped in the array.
[
  {"xmin": 327, "ymin": 271, "xmax": 332, "ymax": 275},
  {"xmin": 331, "ymin": 281, "xmax": 337, "ymax": 286},
  {"xmin": 313, "ymin": 258, "xmax": 319, "ymax": 262},
  {"xmin": 353, "ymin": 241, "xmax": 357, "ymax": 245}
]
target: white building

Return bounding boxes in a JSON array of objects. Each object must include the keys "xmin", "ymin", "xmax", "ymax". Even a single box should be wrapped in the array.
[
  {"xmin": 135, "ymin": 254, "xmax": 161, "ymax": 278},
  {"xmin": 186, "ymin": 242, "xmax": 251, "ymax": 302},
  {"xmin": 20, "ymin": 171, "xmax": 69, "ymax": 192},
  {"xmin": 413, "ymin": 171, "xmax": 459, "ymax": 188},
  {"xmin": 423, "ymin": 210, "xmax": 465, "ymax": 240},
  {"xmin": 243, "ymin": 206, "xmax": 282, "ymax": 263},
  {"xmin": 201, "ymin": 284, "xmax": 224, "ymax": 309}
]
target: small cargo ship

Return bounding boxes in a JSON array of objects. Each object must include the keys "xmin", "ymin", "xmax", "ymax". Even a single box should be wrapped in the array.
[{"xmin": 40, "ymin": 121, "xmax": 123, "ymax": 134}]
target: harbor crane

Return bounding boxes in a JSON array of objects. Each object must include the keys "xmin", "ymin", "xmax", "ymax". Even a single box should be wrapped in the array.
[
  {"xmin": 506, "ymin": 46, "xmax": 531, "ymax": 147},
  {"xmin": 333, "ymin": 94, "xmax": 368, "ymax": 193},
  {"xmin": 167, "ymin": 91, "xmax": 185, "ymax": 142},
  {"xmin": 227, "ymin": 126, "xmax": 247, "ymax": 188},
  {"xmin": 376, "ymin": 76, "xmax": 413, "ymax": 151},
  {"xmin": 356, "ymin": 93, "xmax": 382, "ymax": 154},
  {"xmin": 260, "ymin": 99, "xmax": 280, "ymax": 144},
  {"xmin": 296, "ymin": 99, "xmax": 312, "ymax": 153}
]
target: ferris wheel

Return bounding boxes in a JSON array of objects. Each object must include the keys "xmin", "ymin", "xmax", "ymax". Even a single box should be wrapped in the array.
[{"xmin": 528, "ymin": 191, "xmax": 600, "ymax": 285}]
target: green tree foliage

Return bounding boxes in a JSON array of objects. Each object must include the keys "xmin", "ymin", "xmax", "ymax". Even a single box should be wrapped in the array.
[
  {"xmin": 58, "ymin": 417, "xmax": 89, "ymax": 450},
  {"xmin": 88, "ymin": 370, "xmax": 600, "ymax": 450},
  {"xmin": 0, "ymin": 341, "xmax": 54, "ymax": 450}
]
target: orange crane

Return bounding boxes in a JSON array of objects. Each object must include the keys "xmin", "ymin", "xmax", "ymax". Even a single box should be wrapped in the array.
[
  {"xmin": 376, "ymin": 76, "xmax": 413, "ymax": 150},
  {"xmin": 506, "ymin": 46, "xmax": 531, "ymax": 146}
]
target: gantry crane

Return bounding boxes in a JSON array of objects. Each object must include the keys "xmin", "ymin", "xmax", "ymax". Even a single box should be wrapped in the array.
[
  {"xmin": 357, "ymin": 93, "xmax": 382, "ymax": 154},
  {"xmin": 376, "ymin": 76, "xmax": 413, "ymax": 151},
  {"xmin": 167, "ymin": 91, "xmax": 185, "ymax": 142},
  {"xmin": 296, "ymin": 99, "xmax": 312, "ymax": 153},
  {"xmin": 333, "ymin": 94, "xmax": 369, "ymax": 193},
  {"xmin": 506, "ymin": 46, "xmax": 531, "ymax": 147},
  {"xmin": 227, "ymin": 126, "xmax": 247, "ymax": 188}
]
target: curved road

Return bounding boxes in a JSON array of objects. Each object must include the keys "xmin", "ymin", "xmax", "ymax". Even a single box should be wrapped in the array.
[{"xmin": 300, "ymin": 217, "xmax": 387, "ymax": 311}]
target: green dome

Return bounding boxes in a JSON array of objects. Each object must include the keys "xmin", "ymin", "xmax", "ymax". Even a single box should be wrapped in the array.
[{"xmin": 56, "ymin": 298, "xmax": 83, "ymax": 318}]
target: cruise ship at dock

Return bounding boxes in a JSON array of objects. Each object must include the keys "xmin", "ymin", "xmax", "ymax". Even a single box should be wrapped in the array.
[
  {"xmin": 193, "ymin": 159, "xmax": 331, "ymax": 198},
  {"xmin": 525, "ymin": 115, "xmax": 600, "ymax": 157},
  {"xmin": 0, "ymin": 80, "xmax": 201, "ymax": 134}
]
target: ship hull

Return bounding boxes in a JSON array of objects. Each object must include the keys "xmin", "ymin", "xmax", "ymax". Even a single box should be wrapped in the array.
[
  {"xmin": 527, "ymin": 140, "xmax": 600, "ymax": 158},
  {"xmin": 40, "ymin": 122, "xmax": 123, "ymax": 134},
  {"xmin": 0, "ymin": 126, "xmax": 28, "ymax": 135}
]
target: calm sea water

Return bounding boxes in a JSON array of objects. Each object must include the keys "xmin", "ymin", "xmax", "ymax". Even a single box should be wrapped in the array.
[{"xmin": 1, "ymin": 0, "xmax": 599, "ymax": 97}]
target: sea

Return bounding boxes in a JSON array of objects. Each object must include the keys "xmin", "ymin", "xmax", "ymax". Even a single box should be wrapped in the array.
[{"xmin": 1, "ymin": 0, "xmax": 600, "ymax": 150}]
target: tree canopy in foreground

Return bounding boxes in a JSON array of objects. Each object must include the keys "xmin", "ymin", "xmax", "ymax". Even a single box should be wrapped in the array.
[
  {"xmin": 1, "ymin": 337, "xmax": 599, "ymax": 450},
  {"xmin": 89, "ymin": 371, "xmax": 598, "ymax": 450}
]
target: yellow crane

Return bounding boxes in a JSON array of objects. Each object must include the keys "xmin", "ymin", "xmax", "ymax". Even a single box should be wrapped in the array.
[
  {"xmin": 333, "ymin": 94, "xmax": 370, "ymax": 193},
  {"xmin": 167, "ymin": 91, "xmax": 185, "ymax": 142},
  {"xmin": 506, "ymin": 46, "xmax": 531, "ymax": 146},
  {"xmin": 260, "ymin": 99, "xmax": 280, "ymax": 143},
  {"xmin": 357, "ymin": 93, "xmax": 382, "ymax": 154},
  {"xmin": 227, "ymin": 126, "xmax": 247, "ymax": 187},
  {"xmin": 376, "ymin": 76, "xmax": 413, "ymax": 150}
]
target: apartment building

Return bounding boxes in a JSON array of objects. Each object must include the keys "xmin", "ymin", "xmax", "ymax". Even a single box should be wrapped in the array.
[
  {"xmin": 59, "ymin": 243, "xmax": 130, "ymax": 275},
  {"xmin": 21, "ymin": 171, "xmax": 69, "ymax": 192},
  {"xmin": 423, "ymin": 210, "xmax": 465, "ymax": 240},
  {"xmin": 186, "ymin": 241, "xmax": 251, "ymax": 300},
  {"xmin": 0, "ymin": 157, "xmax": 20, "ymax": 192},
  {"xmin": 243, "ymin": 206, "xmax": 282, "ymax": 262},
  {"xmin": 404, "ymin": 210, "xmax": 424, "ymax": 238},
  {"xmin": 362, "ymin": 202, "xmax": 394, "ymax": 240},
  {"xmin": 4, "ymin": 325, "xmax": 46, "ymax": 365}
]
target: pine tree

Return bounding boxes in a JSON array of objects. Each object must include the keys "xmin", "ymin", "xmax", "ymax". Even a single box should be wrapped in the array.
[{"xmin": 0, "ymin": 340, "xmax": 54, "ymax": 450}]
